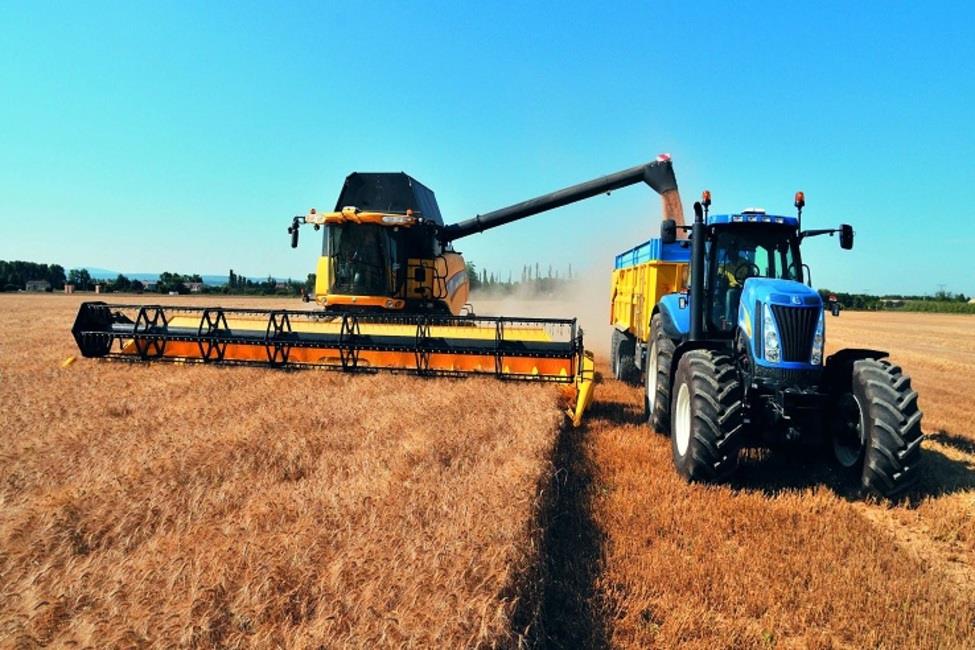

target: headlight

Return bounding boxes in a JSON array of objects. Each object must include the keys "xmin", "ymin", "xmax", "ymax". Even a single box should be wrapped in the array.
[
  {"xmin": 810, "ymin": 309, "xmax": 825, "ymax": 365},
  {"xmin": 762, "ymin": 303, "xmax": 780, "ymax": 362}
]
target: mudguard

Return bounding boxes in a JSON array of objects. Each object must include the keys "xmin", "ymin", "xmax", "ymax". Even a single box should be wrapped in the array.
[
  {"xmin": 821, "ymin": 348, "xmax": 888, "ymax": 392},
  {"xmin": 655, "ymin": 294, "xmax": 690, "ymax": 340}
]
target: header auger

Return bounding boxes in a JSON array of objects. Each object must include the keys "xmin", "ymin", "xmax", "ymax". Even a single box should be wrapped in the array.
[{"xmin": 72, "ymin": 154, "xmax": 682, "ymax": 426}]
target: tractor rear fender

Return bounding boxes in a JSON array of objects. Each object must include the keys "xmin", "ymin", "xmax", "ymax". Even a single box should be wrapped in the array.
[
  {"xmin": 654, "ymin": 294, "xmax": 689, "ymax": 340},
  {"xmin": 821, "ymin": 348, "xmax": 888, "ymax": 393}
]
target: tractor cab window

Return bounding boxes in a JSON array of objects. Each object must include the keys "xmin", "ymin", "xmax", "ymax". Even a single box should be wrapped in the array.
[
  {"xmin": 325, "ymin": 224, "xmax": 393, "ymax": 296},
  {"xmin": 707, "ymin": 225, "xmax": 802, "ymax": 332}
]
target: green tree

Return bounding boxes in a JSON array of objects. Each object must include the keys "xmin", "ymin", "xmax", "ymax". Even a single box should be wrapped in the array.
[
  {"xmin": 68, "ymin": 268, "xmax": 93, "ymax": 290},
  {"xmin": 111, "ymin": 274, "xmax": 132, "ymax": 292}
]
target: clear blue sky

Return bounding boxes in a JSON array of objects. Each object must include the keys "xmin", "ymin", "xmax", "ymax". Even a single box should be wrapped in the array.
[{"xmin": 1, "ymin": 1, "xmax": 972, "ymax": 295}]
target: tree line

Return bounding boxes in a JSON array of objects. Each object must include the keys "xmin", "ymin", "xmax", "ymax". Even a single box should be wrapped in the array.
[
  {"xmin": 818, "ymin": 288, "xmax": 974, "ymax": 313},
  {"xmin": 0, "ymin": 261, "xmax": 66, "ymax": 292},
  {"xmin": 466, "ymin": 262, "xmax": 575, "ymax": 296},
  {"xmin": 0, "ymin": 261, "xmax": 314, "ymax": 296}
]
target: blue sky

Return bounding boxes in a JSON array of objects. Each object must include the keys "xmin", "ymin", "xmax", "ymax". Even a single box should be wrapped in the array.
[{"xmin": 1, "ymin": 1, "xmax": 972, "ymax": 295}]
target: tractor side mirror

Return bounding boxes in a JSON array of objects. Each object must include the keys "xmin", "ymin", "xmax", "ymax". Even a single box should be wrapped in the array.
[
  {"xmin": 661, "ymin": 219, "xmax": 677, "ymax": 245},
  {"xmin": 839, "ymin": 224, "xmax": 854, "ymax": 250},
  {"xmin": 289, "ymin": 217, "xmax": 300, "ymax": 248}
]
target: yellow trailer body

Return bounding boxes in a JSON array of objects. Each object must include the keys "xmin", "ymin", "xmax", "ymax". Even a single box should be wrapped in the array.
[{"xmin": 610, "ymin": 239, "xmax": 689, "ymax": 343}]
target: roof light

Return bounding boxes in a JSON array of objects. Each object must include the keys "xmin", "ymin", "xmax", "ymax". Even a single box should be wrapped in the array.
[
  {"xmin": 794, "ymin": 191, "xmax": 805, "ymax": 209},
  {"xmin": 742, "ymin": 207, "xmax": 766, "ymax": 214},
  {"xmin": 656, "ymin": 153, "xmax": 672, "ymax": 162}
]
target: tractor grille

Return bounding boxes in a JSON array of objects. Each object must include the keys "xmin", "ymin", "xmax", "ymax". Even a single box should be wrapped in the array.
[{"xmin": 770, "ymin": 305, "xmax": 819, "ymax": 362}]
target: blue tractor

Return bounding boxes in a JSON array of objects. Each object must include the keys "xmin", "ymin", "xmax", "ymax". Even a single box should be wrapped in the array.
[{"xmin": 639, "ymin": 192, "xmax": 923, "ymax": 499}]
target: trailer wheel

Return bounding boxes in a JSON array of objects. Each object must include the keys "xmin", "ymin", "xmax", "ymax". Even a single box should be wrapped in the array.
[
  {"xmin": 670, "ymin": 349, "xmax": 744, "ymax": 481},
  {"xmin": 610, "ymin": 329, "xmax": 622, "ymax": 378},
  {"xmin": 832, "ymin": 358, "xmax": 923, "ymax": 499},
  {"xmin": 611, "ymin": 329, "xmax": 638, "ymax": 384},
  {"xmin": 645, "ymin": 314, "xmax": 676, "ymax": 434}
]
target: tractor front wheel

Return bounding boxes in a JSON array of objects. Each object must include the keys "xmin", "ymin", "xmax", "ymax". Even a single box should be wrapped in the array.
[
  {"xmin": 670, "ymin": 350, "xmax": 744, "ymax": 482},
  {"xmin": 831, "ymin": 358, "xmax": 923, "ymax": 499}
]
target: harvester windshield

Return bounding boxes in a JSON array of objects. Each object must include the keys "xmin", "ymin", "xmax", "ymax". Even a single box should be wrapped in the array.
[
  {"xmin": 709, "ymin": 224, "xmax": 802, "ymax": 331},
  {"xmin": 325, "ymin": 223, "xmax": 393, "ymax": 295}
]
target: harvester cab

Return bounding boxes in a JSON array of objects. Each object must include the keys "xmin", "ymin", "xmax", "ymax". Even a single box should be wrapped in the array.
[
  {"xmin": 612, "ymin": 175, "xmax": 923, "ymax": 498},
  {"xmin": 72, "ymin": 154, "xmax": 683, "ymax": 427}
]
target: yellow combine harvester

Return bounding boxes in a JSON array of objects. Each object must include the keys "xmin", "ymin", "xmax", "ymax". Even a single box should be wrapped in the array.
[{"xmin": 72, "ymin": 155, "xmax": 682, "ymax": 425}]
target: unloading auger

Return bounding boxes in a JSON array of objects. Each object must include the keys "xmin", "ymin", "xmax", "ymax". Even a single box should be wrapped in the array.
[{"xmin": 71, "ymin": 154, "xmax": 683, "ymax": 425}]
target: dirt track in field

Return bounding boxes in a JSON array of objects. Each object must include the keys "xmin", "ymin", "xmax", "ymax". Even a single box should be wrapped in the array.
[{"xmin": 2, "ymin": 295, "xmax": 974, "ymax": 648}]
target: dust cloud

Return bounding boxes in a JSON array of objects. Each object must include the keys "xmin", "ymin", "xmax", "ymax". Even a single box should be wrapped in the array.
[{"xmin": 471, "ymin": 271, "xmax": 614, "ymax": 358}]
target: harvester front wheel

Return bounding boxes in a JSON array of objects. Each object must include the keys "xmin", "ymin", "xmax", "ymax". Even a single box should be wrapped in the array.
[
  {"xmin": 670, "ymin": 350, "xmax": 744, "ymax": 482},
  {"xmin": 645, "ymin": 314, "xmax": 675, "ymax": 434},
  {"xmin": 831, "ymin": 358, "xmax": 923, "ymax": 499},
  {"xmin": 611, "ymin": 329, "xmax": 639, "ymax": 384}
]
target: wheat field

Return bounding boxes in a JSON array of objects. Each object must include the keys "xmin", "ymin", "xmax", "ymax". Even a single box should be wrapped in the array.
[
  {"xmin": 0, "ymin": 294, "xmax": 563, "ymax": 648},
  {"xmin": 2, "ymin": 295, "xmax": 974, "ymax": 649},
  {"xmin": 584, "ymin": 311, "xmax": 975, "ymax": 648}
]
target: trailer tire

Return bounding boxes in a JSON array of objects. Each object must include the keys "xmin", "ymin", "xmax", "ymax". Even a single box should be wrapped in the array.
[
  {"xmin": 610, "ymin": 329, "xmax": 622, "ymax": 378},
  {"xmin": 611, "ymin": 329, "xmax": 638, "ymax": 384},
  {"xmin": 832, "ymin": 358, "xmax": 923, "ymax": 499},
  {"xmin": 645, "ymin": 314, "xmax": 676, "ymax": 434},
  {"xmin": 670, "ymin": 350, "xmax": 744, "ymax": 482}
]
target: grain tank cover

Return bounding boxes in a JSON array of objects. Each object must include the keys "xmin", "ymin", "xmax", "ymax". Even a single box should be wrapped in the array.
[{"xmin": 334, "ymin": 172, "xmax": 444, "ymax": 225}]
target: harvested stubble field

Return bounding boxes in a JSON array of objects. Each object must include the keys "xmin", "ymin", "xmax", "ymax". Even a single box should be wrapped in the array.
[
  {"xmin": 0, "ymin": 294, "xmax": 563, "ymax": 648},
  {"xmin": 581, "ymin": 311, "xmax": 975, "ymax": 648}
]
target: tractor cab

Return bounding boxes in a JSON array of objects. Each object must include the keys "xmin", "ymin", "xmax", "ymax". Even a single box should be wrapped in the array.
[{"xmin": 705, "ymin": 212, "xmax": 804, "ymax": 334}]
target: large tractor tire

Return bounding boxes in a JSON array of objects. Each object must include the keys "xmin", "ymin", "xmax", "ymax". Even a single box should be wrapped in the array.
[
  {"xmin": 670, "ymin": 349, "xmax": 744, "ymax": 481},
  {"xmin": 644, "ymin": 314, "xmax": 676, "ymax": 434},
  {"xmin": 831, "ymin": 358, "xmax": 923, "ymax": 499},
  {"xmin": 611, "ymin": 329, "xmax": 639, "ymax": 384}
]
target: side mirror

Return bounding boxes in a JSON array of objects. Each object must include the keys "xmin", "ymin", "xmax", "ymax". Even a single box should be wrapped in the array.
[
  {"xmin": 839, "ymin": 224, "xmax": 854, "ymax": 250},
  {"xmin": 660, "ymin": 218, "xmax": 677, "ymax": 245},
  {"xmin": 289, "ymin": 226, "xmax": 299, "ymax": 248}
]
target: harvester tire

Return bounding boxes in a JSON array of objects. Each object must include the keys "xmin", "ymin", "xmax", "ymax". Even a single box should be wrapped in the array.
[
  {"xmin": 670, "ymin": 349, "xmax": 744, "ymax": 482},
  {"xmin": 611, "ymin": 329, "xmax": 639, "ymax": 384},
  {"xmin": 832, "ymin": 358, "xmax": 923, "ymax": 499},
  {"xmin": 645, "ymin": 314, "xmax": 675, "ymax": 434}
]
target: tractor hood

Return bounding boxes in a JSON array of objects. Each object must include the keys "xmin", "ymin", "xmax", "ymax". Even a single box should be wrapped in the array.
[{"xmin": 740, "ymin": 278, "xmax": 821, "ymax": 308}]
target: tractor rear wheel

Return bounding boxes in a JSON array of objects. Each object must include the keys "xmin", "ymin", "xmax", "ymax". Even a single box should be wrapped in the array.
[
  {"xmin": 645, "ymin": 314, "xmax": 676, "ymax": 434},
  {"xmin": 670, "ymin": 349, "xmax": 744, "ymax": 482},
  {"xmin": 831, "ymin": 358, "xmax": 923, "ymax": 499},
  {"xmin": 611, "ymin": 329, "xmax": 638, "ymax": 384}
]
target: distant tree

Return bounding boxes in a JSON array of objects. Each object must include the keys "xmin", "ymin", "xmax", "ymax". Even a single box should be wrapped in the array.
[
  {"xmin": 111, "ymin": 274, "xmax": 132, "ymax": 292},
  {"xmin": 68, "ymin": 268, "xmax": 93, "ymax": 290},
  {"xmin": 466, "ymin": 262, "xmax": 481, "ymax": 290},
  {"xmin": 48, "ymin": 264, "xmax": 66, "ymax": 289}
]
